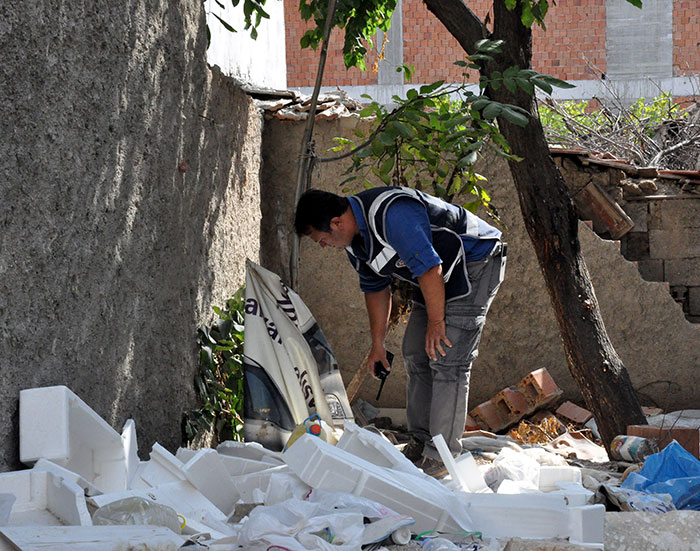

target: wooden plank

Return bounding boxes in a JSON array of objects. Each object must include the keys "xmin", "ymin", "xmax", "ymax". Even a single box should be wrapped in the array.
[{"xmin": 0, "ymin": 526, "xmax": 183, "ymax": 551}]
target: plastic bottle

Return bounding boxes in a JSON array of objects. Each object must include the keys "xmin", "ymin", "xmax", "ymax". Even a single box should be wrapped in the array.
[
  {"xmin": 421, "ymin": 537, "xmax": 460, "ymax": 551},
  {"xmin": 283, "ymin": 414, "xmax": 329, "ymax": 451},
  {"xmin": 92, "ymin": 496, "xmax": 182, "ymax": 533},
  {"xmin": 610, "ymin": 435, "xmax": 659, "ymax": 462}
]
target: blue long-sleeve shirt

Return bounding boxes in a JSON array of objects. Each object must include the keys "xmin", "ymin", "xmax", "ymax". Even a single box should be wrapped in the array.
[{"xmin": 348, "ymin": 196, "xmax": 496, "ymax": 293}]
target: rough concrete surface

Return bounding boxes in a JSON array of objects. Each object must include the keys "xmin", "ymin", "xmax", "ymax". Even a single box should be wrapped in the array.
[
  {"xmin": 0, "ymin": 2, "xmax": 262, "ymax": 470},
  {"xmin": 605, "ymin": 511, "xmax": 700, "ymax": 550},
  {"xmin": 261, "ymin": 116, "xmax": 700, "ymax": 413}
]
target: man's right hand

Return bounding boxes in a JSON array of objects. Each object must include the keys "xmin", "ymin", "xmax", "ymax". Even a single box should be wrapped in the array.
[{"xmin": 364, "ymin": 345, "xmax": 391, "ymax": 379}]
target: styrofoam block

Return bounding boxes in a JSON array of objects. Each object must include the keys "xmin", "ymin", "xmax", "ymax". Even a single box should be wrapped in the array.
[
  {"xmin": 337, "ymin": 422, "xmax": 427, "ymax": 478},
  {"xmin": 568, "ymin": 505, "xmax": 604, "ymax": 549},
  {"xmin": 121, "ymin": 419, "xmax": 140, "ymax": 489},
  {"xmin": 219, "ymin": 455, "xmax": 275, "ymax": 478},
  {"xmin": 175, "ymin": 447, "xmax": 197, "ymax": 463},
  {"xmin": 19, "ymin": 386, "xmax": 128, "ymax": 493},
  {"xmin": 0, "ymin": 471, "xmax": 92, "ymax": 526},
  {"xmin": 88, "ymin": 480, "xmax": 233, "ymax": 539},
  {"xmin": 433, "ymin": 434, "xmax": 491, "ymax": 494},
  {"xmin": 284, "ymin": 433, "xmax": 473, "ymax": 534},
  {"xmin": 0, "ymin": 525, "xmax": 184, "ymax": 551},
  {"xmin": 458, "ymin": 492, "xmax": 570, "ymax": 539},
  {"xmin": 538, "ymin": 465, "xmax": 582, "ymax": 492},
  {"xmin": 217, "ymin": 441, "xmax": 284, "ymax": 465},
  {"xmin": 183, "ymin": 449, "xmax": 240, "ymax": 516},
  {"xmin": 31, "ymin": 459, "xmax": 101, "ymax": 497},
  {"xmin": 550, "ymin": 482, "xmax": 595, "ymax": 507},
  {"xmin": 136, "ymin": 443, "xmax": 187, "ymax": 488}
]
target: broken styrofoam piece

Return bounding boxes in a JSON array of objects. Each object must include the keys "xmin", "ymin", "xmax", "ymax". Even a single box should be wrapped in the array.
[
  {"xmin": 121, "ymin": 419, "xmax": 141, "ymax": 490},
  {"xmin": 337, "ymin": 422, "xmax": 428, "ymax": 478},
  {"xmin": 0, "ymin": 471, "xmax": 92, "ymax": 527},
  {"xmin": 538, "ymin": 466, "xmax": 583, "ymax": 492},
  {"xmin": 134, "ymin": 443, "xmax": 187, "ymax": 489},
  {"xmin": 550, "ymin": 482, "xmax": 595, "ymax": 507},
  {"xmin": 284, "ymin": 433, "xmax": 473, "ymax": 534},
  {"xmin": 183, "ymin": 449, "xmax": 240, "ymax": 516},
  {"xmin": 31, "ymin": 459, "xmax": 101, "ymax": 497},
  {"xmin": 19, "ymin": 386, "xmax": 128, "ymax": 493},
  {"xmin": 433, "ymin": 434, "xmax": 491, "ymax": 494},
  {"xmin": 0, "ymin": 525, "xmax": 184, "ymax": 551},
  {"xmin": 568, "ymin": 505, "xmax": 605, "ymax": 549},
  {"xmin": 217, "ymin": 441, "xmax": 284, "ymax": 465},
  {"xmin": 175, "ymin": 447, "xmax": 197, "ymax": 464},
  {"xmin": 0, "ymin": 494, "xmax": 15, "ymax": 526},
  {"xmin": 88, "ymin": 480, "xmax": 234, "ymax": 539},
  {"xmin": 232, "ymin": 465, "xmax": 311, "ymax": 505}
]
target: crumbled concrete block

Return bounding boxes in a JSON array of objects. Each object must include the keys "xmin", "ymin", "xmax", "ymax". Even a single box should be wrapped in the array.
[
  {"xmin": 649, "ymin": 229, "xmax": 700, "ymax": 259},
  {"xmin": 688, "ymin": 287, "xmax": 700, "ymax": 316},
  {"xmin": 623, "ymin": 202, "xmax": 648, "ymax": 232},
  {"xmin": 555, "ymin": 402, "xmax": 593, "ymax": 425},
  {"xmin": 636, "ymin": 259, "xmax": 664, "ymax": 281},
  {"xmin": 665, "ymin": 258, "xmax": 700, "ymax": 286},
  {"xmin": 621, "ymin": 232, "xmax": 649, "ymax": 260},
  {"xmin": 649, "ymin": 199, "xmax": 700, "ymax": 230},
  {"xmin": 19, "ymin": 386, "xmax": 129, "ymax": 494}
]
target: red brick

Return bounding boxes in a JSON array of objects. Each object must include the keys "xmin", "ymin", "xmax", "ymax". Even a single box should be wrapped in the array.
[
  {"xmin": 627, "ymin": 425, "xmax": 699, "ymax": 459},
  {"xmin": 470, "ymin": 399, "xmax": 508, "ymax": 433},
  {"xmin": 556, "ymin": 401, "xmax": 593, "ymax": 425},
  {"xmin": 517, "ymin": 367, "xmax": 562, "ymax": 407}
]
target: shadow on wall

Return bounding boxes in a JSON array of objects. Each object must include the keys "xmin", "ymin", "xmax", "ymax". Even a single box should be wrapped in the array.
[{"xmin": 0, "ymin": 1, "xmax": 261, "ymax": 470}]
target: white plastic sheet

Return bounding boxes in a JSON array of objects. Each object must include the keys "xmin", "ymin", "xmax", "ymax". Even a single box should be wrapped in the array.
[{"xmin": 243, "ymin": 261, "xmax": 353, "ymax": 450}]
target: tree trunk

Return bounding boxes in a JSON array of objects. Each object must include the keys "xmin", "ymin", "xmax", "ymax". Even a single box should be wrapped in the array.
[{"xmin": 423, "ymin": 0, "xmax": 646, "ymax": 452}]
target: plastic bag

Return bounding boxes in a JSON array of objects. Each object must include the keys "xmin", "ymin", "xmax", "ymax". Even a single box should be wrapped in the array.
[
  {"xmin": 92, "ymin": 496, "xmax": 182, "ymax": 533},
  {"xmin": 621, "ymin": 441, "xmax": 700, "ymax": 510},
  {"xmin": 483, "ymin": 447, "xmax": 540, "ymax": 492}
]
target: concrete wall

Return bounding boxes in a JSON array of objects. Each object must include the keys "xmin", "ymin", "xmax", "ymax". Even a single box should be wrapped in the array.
[
  {"xmin": 0, "ymin": 2, "xmax": 263, "ymax": 470},
  {"xmin": 206, "ymin": 0, "xmax": 287, "ymax": 88},
  {"xmin": 261, "ymin": 114, "xmax": 700, "ymax": 415}
]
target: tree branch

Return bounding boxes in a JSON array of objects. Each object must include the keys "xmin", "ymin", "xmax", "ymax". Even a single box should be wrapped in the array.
[{"xmin": 423, "ymin": 0, "xmax": 489, "ymax": 55}]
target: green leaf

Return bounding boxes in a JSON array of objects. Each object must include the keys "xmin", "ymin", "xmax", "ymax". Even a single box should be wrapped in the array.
[
  {"xmin": 532, "ymin": 78, "xmax": 553, "ymax": 95},
  {"xmin": 419, "ymin": 81, "xmax": 444, "ymax": 94},
  {"xmin": 212, "ymin": 12, "xmax": 237, "ymax": 33},
  {"xmin": 515, "ymin": 78, "xmax": 535, "ymax": 95},
  {"xmin": 482, "ymin": 102, "xmax": 503, "ymax": 119},
  {"xmin": 371, "ymin": 140, "xmax": 385, "ymax": 156},
  {"xmin": 501, "ymin": 107, "xmax": 529, "ymax": 127},
  {"xmin": 457, "ymin": 151, "xmax": 478, "ymax": 168},
  {"xmin": 359, "ymin": 106, "xmax": 375, "ymax": 117},
  {"xmin": 379, "ymin": 155, "xmax": 395, "ymax": 175},
  {"xmin": 392, "ymin": 121, "xmax": 414, "ymax": 138},
  {"xmin": 504, "ymin": 0, "xmax": 517, "ymax": 10},
  {"xmin": 541, "ymin": 75, "xmax": 576, "ymax": 89},
  {"xmin": 454, "ymin": 60, "xmax": 467, "ymax": 67},
  {"xmin": 471, "ymin": 98, "xmax": 490, "ymax": 111},
  {"xmin": 503, "ymin": 78, "xmax": 517, "ymax": 94},
  {"xmin": 407, "ymin": 88, "xmax": 418, "ymax": 100},
  {"xmin": 626, "ymin": 0, "xmax": 642, "ymax": 7}
]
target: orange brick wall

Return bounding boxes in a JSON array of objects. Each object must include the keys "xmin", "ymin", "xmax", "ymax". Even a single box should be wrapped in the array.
[
  {"xmin": 402, "ymin": 0, "xmax": 492, "ymax": 84},
  {"xmin": 531, "ymin": 0, "xmax": 606, "ymax": 80},
  {"xmin": 284, "ymin": 0, "xmax": 377, "ymax": 88},
  {"xmin": 673, "ymin": 1, "xmax": 700, "ymax": 76}
]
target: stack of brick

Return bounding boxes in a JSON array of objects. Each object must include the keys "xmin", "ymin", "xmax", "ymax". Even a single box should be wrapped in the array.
[{"xmin": 469, "ymin": 368, "xmax": 562, "ymax": 432}]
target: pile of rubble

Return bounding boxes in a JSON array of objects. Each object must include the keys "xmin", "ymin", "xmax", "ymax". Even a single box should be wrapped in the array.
[{"xmin": 1, "ymin": 383, "xmax": 699, "ymax": 551}]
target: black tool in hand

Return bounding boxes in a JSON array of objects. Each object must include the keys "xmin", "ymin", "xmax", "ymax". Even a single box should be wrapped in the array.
[{"xmin": 374, "ymin": 350, "xmax": 394, "ymax": 401}]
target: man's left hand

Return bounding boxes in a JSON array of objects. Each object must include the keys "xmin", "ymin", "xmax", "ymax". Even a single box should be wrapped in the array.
[{"xmin": 425, "ymin": 319, "xmax": 452, "ymax": 361}]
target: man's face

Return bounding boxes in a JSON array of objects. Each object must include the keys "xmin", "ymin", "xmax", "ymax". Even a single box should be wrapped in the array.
[{"xmin": 306, "ymin": 218, "xmax": 352, "ymax": 249}]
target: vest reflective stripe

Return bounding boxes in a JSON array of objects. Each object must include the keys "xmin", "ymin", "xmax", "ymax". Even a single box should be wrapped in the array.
[{"xmin": 369, "ymin": 244, "xmax": 397, "ymax": 273}]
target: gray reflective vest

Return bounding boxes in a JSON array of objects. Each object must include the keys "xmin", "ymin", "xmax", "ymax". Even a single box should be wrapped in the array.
[{"xmin": 346, "ymin": 186, "xmax": 501, "ymax": 302}]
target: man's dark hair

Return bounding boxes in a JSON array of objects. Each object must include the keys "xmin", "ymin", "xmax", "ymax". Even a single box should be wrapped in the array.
[{"xmin": 294, "ymin": 189, "xmax": 350, "ymax": 235}]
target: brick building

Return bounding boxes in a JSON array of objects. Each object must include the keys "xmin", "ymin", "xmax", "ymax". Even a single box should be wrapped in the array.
[{"xmin": 284, "ymin": 0, "xmax": 699, "ymax": 104}]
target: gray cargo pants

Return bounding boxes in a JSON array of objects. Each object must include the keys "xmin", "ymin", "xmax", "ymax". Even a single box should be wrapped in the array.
[{"xmin": 402, "ymin": 242, "xmax": 506, "ymax": 459}]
